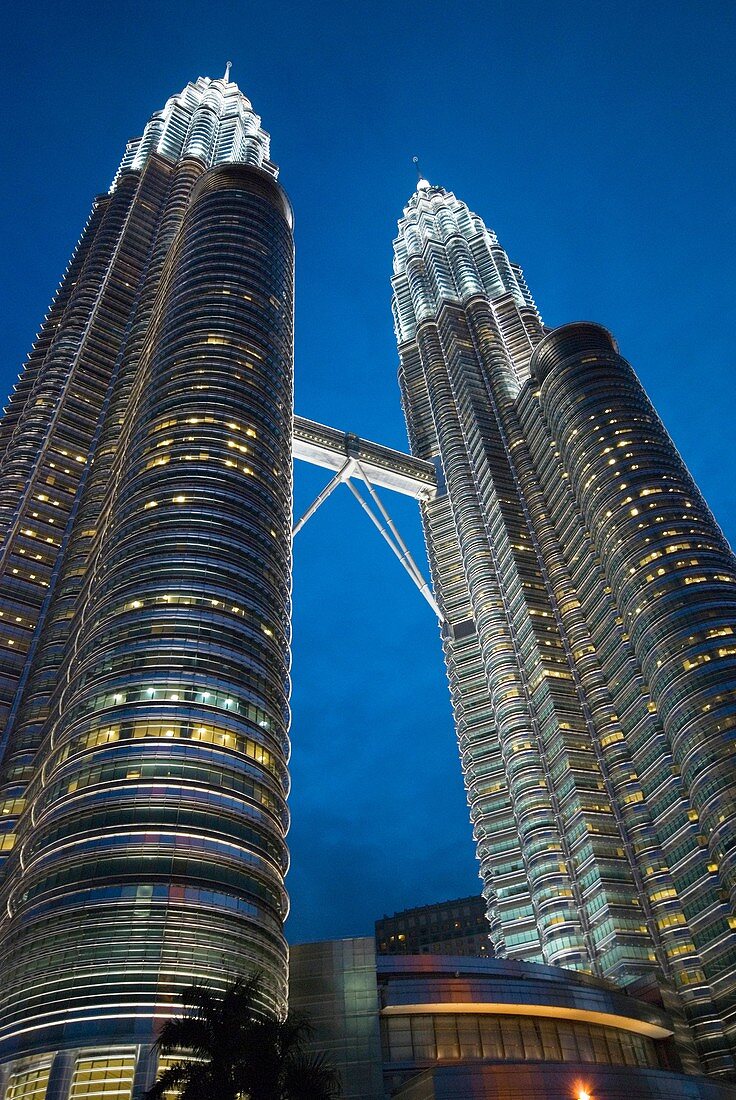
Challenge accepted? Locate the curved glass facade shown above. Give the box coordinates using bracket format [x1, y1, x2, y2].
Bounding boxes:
[0, 81, 294, 1095]
[382, 1011, 663, 1069]
[291, 940, 736, 1100]
[392, 182, 736, 1076]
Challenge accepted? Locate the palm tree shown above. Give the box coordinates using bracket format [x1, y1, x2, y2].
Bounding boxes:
[143, 974, 341, 1100]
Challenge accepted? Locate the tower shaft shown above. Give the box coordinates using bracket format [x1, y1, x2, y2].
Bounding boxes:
[393, 182, 736, 1075]
[0, 78, 294, 1094]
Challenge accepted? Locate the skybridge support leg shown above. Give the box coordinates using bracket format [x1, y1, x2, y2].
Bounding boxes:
[293, 459, 354, 536]
[344, 477, 444, 622]
[353, 460, 444, 620]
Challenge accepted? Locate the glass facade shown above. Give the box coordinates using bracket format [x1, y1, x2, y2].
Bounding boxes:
[68, 1054, 136, 1100]
[392, 180, 736, 1076]
[0, 75, 294, 1092]
[382, 1011, 662, 1069]
[4, 1064, 52, 1100]
[291, 939, 736, 1100]
[289, 939, 386, 1100]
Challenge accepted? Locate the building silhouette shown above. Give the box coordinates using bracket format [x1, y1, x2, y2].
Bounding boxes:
[376, 896, 492, 957]
[392, 177, 736, 1076]
[0, 72, 294, 1096]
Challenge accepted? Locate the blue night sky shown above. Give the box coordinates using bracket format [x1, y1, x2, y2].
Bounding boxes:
[1, 1, 734, 944]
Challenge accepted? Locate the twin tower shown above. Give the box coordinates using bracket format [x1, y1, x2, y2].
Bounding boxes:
[0, 72, 734, 1096]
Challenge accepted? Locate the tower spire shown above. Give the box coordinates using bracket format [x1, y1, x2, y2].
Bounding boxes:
[114, 73, 277, 184]
[412, 155, 430, 192]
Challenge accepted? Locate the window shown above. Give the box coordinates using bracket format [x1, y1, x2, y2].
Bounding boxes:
[69, 1054, 136, 1100]
[5, 1063, 51, 1100]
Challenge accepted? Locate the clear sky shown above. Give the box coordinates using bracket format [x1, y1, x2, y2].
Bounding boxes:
[1, 0, 734, 944]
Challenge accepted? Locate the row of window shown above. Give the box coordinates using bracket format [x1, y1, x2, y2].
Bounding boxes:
[381, 1011, 662, 1069]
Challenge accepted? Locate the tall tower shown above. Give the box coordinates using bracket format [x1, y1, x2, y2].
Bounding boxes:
[0, 73, 294, 1096]
[392, 178, 736, 1076]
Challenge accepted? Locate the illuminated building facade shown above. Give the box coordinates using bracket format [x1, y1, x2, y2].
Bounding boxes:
[0, 72, 294, 1096]
[392, 178, 736, 1077]
[290, 938, 736, 1100]
[1, 65, 736, 1100]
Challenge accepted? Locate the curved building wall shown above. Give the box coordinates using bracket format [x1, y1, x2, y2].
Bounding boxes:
[0, 168, 153, 801]
[0, 156, 209, 890]
[531, 325, 736, 912]
[392, 184, 736, 1076]
[290, 941, 736, 1100]
[379, 953, 680, 1089]
[0, 136, 294, 1097]
[527, 322, 736, 1057]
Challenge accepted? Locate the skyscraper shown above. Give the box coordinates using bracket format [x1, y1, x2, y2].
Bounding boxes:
[0, 72, 294, 1096]
[392, 177, 736, 1077]
[3, 64, 736, 1100]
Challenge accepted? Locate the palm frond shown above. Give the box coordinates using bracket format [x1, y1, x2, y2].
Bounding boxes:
[145, 974, 337, 1100]
[179, 1063, 219, 1100]
[283, 1051, 342, 1099]
[155, 1014, 213, 1059]
[142, 1061, 200, 1100]
[280, 1012, 313, 1049]
[222, 972, 266, 1020]
[243, 1012, 311, 1066]
[179, 982, 219, 1015]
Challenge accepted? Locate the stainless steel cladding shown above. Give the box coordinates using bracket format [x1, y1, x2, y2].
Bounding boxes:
[392, 181, 736, 1077]
[0, 76, 294, 1096]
